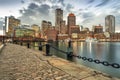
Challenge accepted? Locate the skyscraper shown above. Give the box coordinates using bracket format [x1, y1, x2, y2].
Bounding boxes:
[55, 8, 63, 32]
[67, 13, 76, 35]
[105, 15, 115, 33]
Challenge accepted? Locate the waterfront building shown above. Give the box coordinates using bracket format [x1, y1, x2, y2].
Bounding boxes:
[45, 28, 58, 41]
[70, 25, 80, 39]
[105, 15, 115, 33]
[42, 20, 52, 31]
[94, 33, 105, 40]
[5, 16, 21, 37]
[57, 34, 69, 40]
[93, 24, 103, 34]
[41, 20, 52, 38]
[55, 8, 63, 32]
[109, 33, 120, 41]
[14, 27, 35, 38]
[42, 20, 48, 32]
[60, 20, 67, 34]
[67, 13, 76, 36]
[31, 24, 40, 38]
[78, 31, 93, 40]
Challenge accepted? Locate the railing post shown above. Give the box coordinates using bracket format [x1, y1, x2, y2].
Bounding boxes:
[68, 40, 71, 48]
[67, 52, 73, 58]
[46, 44, 50, 56]
[15, 41, 17, 44]
[27, 43, 30, 48]
[39, 42, 42, 51]
[20, 42, 23, 46]
[2, 36, 4, 44]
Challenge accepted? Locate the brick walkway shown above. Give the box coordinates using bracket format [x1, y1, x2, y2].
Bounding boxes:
[0, 43, 78, 80]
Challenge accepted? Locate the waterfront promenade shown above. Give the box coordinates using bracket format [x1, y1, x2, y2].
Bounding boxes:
[0, 43, 119, 80]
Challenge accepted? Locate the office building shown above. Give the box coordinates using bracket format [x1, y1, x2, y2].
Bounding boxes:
[5, 16, 21, 36]
[93, 24, 103, 34]
[105, 15, 115, 33]
[67, 13, 76, 35]
[55, 8, 63, 32]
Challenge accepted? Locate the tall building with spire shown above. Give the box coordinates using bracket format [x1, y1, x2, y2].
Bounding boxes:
[67, 13, 76, 35]
[55, 8, 63, 33]
[105, 15, 115, 33]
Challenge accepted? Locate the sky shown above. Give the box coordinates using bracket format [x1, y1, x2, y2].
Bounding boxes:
[0, 0, 120, 32]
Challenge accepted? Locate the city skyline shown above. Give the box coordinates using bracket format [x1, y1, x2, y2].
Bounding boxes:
[1, 0, 120, 32]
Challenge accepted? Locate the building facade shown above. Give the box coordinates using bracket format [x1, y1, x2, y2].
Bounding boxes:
[41, 20, 52, 38]
[31, 24, 40, 38]
[105, 15, 115, 33]
[93, 24, 103, 34]
[67, 13, 76, 36]
[60, 20, 67, 34]
[14, 27, 35, 38]
[70, 25, 80, 39]
[46, 28, 58, 41]
[55, 8, 63, 32]
[5, 16, 21, 37]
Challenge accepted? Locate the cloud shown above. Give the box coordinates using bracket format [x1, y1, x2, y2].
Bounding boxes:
[96, 0, 110, 7]
[28, 3, 39, 9]
[32, 0, 42, 3]
[65, 4, 73, 12]
[19, 2, 53, 25]
[87, 0, 95, 3]
[21, 0, 25, 4]
[82, 13, 95, 25]
[38, 4, 50, 15]
[58, 0, 65, 6]
[82, 12, 94, 19]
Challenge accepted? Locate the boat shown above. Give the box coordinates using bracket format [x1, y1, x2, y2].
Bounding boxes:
[85, 37, 98, 42]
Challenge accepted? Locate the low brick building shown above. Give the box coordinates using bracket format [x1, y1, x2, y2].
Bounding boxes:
[46, 28, 58, 41]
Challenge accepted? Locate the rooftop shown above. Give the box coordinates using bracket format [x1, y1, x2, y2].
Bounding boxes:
[69, 13, 75, 16]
